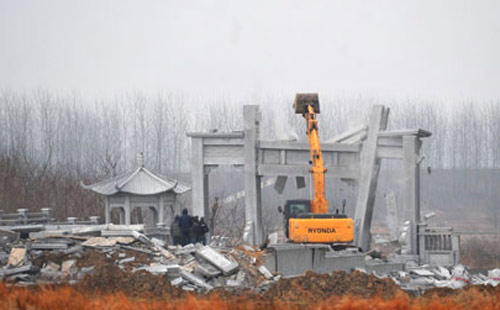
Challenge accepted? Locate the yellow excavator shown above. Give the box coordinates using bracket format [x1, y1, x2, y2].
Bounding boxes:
[283, 93, 354, 244]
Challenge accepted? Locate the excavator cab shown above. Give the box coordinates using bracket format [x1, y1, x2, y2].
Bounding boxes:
[283, 199, 353, 243]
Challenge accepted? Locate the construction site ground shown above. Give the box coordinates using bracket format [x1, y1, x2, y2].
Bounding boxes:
[1, 226, 499, 309]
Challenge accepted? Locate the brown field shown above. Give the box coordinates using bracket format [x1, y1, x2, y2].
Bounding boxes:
[0, 283, 499, 310]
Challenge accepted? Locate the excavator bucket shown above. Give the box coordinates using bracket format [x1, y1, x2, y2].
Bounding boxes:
[293, 93, 320, 114]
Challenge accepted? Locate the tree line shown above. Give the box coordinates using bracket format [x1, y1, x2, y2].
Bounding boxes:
[0, 90, 499, 220]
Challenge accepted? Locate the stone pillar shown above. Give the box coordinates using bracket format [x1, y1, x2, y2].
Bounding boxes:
[124, 196, 131, 225]
[105, 197, 110, 224]
[353, 105, 389, 251]
[243, 105, 263, 245]
[403, 135, 421, 255]
[157, 195, 164, 226]
[191, 137, 207, 218]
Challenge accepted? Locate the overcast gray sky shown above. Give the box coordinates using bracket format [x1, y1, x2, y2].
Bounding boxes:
[1, 0, 500, 101]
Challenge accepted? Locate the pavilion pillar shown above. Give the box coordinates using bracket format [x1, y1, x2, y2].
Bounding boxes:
[105, 197, 110, 224]
[124, 196, 131, 225]
[158, 195, 164, 226]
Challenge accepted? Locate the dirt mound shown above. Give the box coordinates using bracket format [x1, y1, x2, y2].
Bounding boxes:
[264, 270, 402, 302]
[74, 251, 184, 298]
[422, 284, 500, 298]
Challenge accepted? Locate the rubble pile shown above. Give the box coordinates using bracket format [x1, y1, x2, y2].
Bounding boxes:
[0, 226, 499, 297]
[0, 226, 278, 293]
[387, 265, 500, 292]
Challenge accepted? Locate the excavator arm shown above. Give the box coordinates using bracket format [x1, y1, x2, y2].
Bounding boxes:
[294, 94, 328, 214]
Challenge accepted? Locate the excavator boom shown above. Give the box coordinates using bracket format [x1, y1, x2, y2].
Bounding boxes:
[294, 94, 328, 214]
[285, 93, 354, 244]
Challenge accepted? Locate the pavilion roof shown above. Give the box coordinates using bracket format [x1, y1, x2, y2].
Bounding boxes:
[81, 166, 191, 196]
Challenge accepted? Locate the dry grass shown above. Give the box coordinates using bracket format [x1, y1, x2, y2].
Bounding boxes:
[0, 283, 499, 310]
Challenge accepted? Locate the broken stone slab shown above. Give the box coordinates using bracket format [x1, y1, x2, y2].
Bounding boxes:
[44, 261, 60, 273]
[101, 230, 135, 237]
[226, 279, 242, 287]
[182, 285, 196, 292]
[236, 270, 246, 282]
[487, 269, 500, 287]
[151, 237, 166, 248]
[175, 244, 196, 255]
[136, 265, 169, 274]
[118, 256, 135, 264]
[8, 273, 34, 283]
[196, 263, 222, 279]
[258, 265, 274, 280]
[180, 253, 196, 265]
[61, 259, 77, 275]
[154, 246, 176, 260]
[180, 261, 198, 273]
[39, 270, 64, 282]
[29, 230, 73, 239]
[432, 266, 451, 279]
[180, 270, 213, 291]
[31, 243, 69, 250]
[119, 245, 158, 256]
[8, 225, 45, 235]
[170, 277, 183, 286]
[80, 266, 94, 276]
[8, 248, 26, 267]
[82, 237, 117, 248]
[410, 268, 435, 277]
[61, 245, 83, 255]
[0, 265, 39, 278]
[111, 237, 135, 245]
[0, 229, 20, 245]
[132, 231, 154, 247]
[70, 226, 103, 236]
[196, 246, 239, 275]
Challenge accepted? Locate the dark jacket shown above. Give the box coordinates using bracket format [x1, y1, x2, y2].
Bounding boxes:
[179, 214, 193, 234]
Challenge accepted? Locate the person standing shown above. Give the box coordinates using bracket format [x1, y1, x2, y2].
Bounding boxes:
[191, 216, 200, 244]
[170, 215, 181, 245]
[179, 208, 193, 246]
[198, 217, 209, 245]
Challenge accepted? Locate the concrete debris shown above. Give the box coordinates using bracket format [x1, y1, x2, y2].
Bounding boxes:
[181, 270, 213, 291]
[82, 237, 117, 247]
[44, 261, 60, 273]
[31, 243, 69, 250]
[61, 259, 77, 275]
[226, 279, 242, 287]
[151, 237, 166, 248]
[410, 268, 435, 277]
[258, 265, 274, 279]
[170, 277, 183, 286]
[196, 246, 239, 275]
[486, 269, 500, 287]
[196, 262, 222, 278]
[118, 256, 135, 264]
[131, 231, 154, 247]
[8, 248, 26, 267]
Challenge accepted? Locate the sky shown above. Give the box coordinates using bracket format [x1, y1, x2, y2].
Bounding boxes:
[1, 0, 500, 101]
